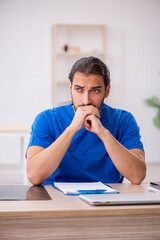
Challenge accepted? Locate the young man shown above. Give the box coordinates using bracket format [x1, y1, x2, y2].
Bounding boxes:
[26, 56, 146, 185]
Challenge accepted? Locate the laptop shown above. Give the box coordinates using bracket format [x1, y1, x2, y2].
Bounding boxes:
[79, 192, 160, 206]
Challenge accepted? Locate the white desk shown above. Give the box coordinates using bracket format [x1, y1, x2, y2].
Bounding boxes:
[0, 183, 160, 239]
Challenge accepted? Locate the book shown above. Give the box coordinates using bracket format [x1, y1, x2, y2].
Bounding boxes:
[150, 181, 160, 186]
[53, 181, 119, 195]
[148, 184, 160, 193]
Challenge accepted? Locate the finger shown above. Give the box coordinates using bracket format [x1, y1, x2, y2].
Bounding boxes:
[78, 105, 100, 118]
[84, 117, 92, 129]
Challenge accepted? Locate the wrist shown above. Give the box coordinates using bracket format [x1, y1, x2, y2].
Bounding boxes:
[67, 124, 78, 136]
[97, 127, 110, 140]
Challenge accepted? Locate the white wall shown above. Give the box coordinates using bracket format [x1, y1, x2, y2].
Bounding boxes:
[0, 0, 160, 164]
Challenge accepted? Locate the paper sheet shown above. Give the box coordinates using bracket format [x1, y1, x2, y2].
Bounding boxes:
[53, 181, 118, 195]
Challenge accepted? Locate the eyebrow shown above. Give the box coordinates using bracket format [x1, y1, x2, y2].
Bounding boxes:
[73, 85, 102, 89]
[90, 86, 102, 89]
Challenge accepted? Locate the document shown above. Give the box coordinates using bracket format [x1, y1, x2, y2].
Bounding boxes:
[53, 181, 118, 195]
[148, 185, 160, 193]
[150, 181, 160, 186]
[148, 182, 160, 193]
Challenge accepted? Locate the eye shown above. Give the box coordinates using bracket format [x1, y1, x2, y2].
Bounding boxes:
[75, 87, 82, 92]
[92, 89, 100, 93]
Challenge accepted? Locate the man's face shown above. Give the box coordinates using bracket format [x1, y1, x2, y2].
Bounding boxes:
[69, 72, 110, 111]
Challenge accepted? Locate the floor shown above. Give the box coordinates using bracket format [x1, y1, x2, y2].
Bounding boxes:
[0, 162, 159, 185]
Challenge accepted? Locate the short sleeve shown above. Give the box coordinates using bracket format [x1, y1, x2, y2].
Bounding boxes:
[119, 112, 144, 151]
[27, 110, 55, 149]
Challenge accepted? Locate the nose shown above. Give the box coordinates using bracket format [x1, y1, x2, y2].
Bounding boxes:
[82, 91, 92, 105]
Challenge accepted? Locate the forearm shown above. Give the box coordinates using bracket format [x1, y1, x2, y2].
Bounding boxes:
[98, 129, 146, 184]
[27, 125, 76, 185]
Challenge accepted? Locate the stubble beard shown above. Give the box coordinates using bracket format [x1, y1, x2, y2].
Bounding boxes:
[71, 94, 105, 113]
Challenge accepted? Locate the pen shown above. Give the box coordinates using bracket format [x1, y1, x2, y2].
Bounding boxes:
[78, 189, 107, 194]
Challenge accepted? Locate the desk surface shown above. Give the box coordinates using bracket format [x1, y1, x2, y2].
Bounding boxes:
[0, 183, 160, 217]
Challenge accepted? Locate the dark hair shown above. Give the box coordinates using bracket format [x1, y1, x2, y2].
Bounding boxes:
[68, 56, 111, 88]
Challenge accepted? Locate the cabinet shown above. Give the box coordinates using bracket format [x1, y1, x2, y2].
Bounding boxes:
[51, 24, 107, 106]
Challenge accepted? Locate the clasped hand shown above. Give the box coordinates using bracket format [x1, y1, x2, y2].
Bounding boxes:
[71, 105, 104, 135]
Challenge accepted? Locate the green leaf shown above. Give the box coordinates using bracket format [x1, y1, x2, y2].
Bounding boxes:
[144, 96, 160, 129]
[144, 96, 160, 109]
[153, 110, 160, 129]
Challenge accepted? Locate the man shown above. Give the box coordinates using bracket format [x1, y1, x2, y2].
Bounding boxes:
[26, 56, 146, 185]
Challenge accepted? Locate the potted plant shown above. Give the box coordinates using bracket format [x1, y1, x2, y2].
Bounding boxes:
[144, 96, 160, 129]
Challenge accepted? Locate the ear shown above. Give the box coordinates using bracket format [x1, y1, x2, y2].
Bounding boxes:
[69, 81, 72, 95]
[104, 84, 111, 98]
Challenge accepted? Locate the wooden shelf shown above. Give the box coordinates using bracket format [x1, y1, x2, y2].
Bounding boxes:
[56, 51, 105, 57]
[52, 23, 107, 106]
[0, 126, 31, 133]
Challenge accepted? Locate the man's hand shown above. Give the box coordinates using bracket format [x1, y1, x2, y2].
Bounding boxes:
[70, 105, 100, 133]
[84, 114, 104, 135]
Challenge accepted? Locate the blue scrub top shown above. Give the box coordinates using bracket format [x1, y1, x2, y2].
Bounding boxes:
[27, 103, 144, 184]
